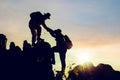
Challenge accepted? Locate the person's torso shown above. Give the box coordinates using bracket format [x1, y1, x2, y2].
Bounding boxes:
[55, 34, 65, 46]
[29, 17, 45, 28]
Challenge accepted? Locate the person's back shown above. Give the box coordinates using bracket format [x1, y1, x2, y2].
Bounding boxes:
[54, 29, 65, 48]
[29, 12, 43, 28]
[30, 12, 42, 20]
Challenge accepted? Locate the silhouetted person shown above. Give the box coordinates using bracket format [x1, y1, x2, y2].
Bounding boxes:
[22, 40, 33, 66]
[23, 40, 31, 50]
[23, 40, 31, 54]
[0, 34, 8, 67]
[8, 42, 16, 65]
[0, 34, 7, 52]
[43, 26, 67, 72]
[8, 42, 15, 54]
[29, 11, 51, 46]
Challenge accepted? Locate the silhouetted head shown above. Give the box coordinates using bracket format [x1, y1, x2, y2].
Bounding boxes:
[44, 13, 51, 19]
[23, 40, 28, 45]
[0, 34, 7, 49]
[0, 34, 7, 41]
[10, 42, 15, 49]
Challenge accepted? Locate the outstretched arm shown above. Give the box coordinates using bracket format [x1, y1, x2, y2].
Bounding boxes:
[42, 23, 56, 37]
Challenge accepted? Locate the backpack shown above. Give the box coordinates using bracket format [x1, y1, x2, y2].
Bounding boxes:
[30, 11, 43, 20]
[64, 35, 73, 49]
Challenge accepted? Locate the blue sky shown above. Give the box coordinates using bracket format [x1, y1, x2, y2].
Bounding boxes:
[0, 0, 120, 70]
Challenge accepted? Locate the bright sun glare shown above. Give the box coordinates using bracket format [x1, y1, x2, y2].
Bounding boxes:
[79, 53, 90, 64]
[75, 50, 91, 64]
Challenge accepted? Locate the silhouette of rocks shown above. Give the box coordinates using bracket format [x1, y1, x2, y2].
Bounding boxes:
[68, 62, 120, 80]
[0, 34, 54, 80]
[1, 33, 120, 80]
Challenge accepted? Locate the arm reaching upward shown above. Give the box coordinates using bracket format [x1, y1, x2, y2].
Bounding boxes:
[42, 25, 56, 37]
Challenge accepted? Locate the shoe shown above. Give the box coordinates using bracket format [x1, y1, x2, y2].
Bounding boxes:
[37, 38, 44, 42]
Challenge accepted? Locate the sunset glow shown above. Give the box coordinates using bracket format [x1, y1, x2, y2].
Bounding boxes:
[79, 53, 90, 64]
[74, 49, 91, 64]
[0, 0, 120, 71]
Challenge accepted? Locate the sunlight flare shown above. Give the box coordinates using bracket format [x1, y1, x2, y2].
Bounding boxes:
[79, 53, 90, 64]
[75, 49, 92, 64]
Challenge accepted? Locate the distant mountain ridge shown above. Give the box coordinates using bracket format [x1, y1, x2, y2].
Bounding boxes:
[67, 62, 120, 80]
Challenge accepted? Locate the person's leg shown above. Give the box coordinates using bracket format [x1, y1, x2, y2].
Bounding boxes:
[51, 46, 58, 65]
[52, 46, 58, 52]
[51, 50, 55, 64]
[36, 26, 41, 41]
[30, 28, 37, 46]
[59, 49, 67, 72]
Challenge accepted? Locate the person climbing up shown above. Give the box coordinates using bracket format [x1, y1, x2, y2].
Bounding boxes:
[29, 11, 51, 46]
[43, 26, 71, 72]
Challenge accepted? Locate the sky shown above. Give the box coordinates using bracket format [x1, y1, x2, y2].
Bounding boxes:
[0, 0, 120, 71]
